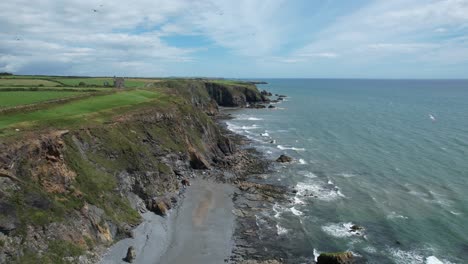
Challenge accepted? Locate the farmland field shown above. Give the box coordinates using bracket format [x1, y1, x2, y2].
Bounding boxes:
[0, 79, 60, 86]
[0, 91, 84, 108]
[0, 89, 161, 131]
[53, 78, 148, 87]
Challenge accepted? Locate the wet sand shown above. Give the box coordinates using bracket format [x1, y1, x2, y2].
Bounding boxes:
[100, 178, 235, 264]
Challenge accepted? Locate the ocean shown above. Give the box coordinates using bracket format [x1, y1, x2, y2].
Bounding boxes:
[225, 79, 468, 264]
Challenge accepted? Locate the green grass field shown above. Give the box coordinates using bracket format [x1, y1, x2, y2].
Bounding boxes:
[53, 77, 113, 87]
[53, 78, 148, 88]
[0, 90, 161, 132]
[0, 86, 113, 92]
[0, 79, 60, 86]
[0, 75, 158, 88]
[0, 91, 84, 108]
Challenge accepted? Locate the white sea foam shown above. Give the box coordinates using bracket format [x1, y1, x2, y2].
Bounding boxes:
[295, 181, 345, 201]
[426, 256, 444, 264]
[261, 132, 270, 137]
[277, 145, 306, 151]
[272, 203, 285, 218]
[290, 207, 303, 216]
[322, 222, 365, 238]
[387, 211, 409, 220]
[327, 180, 334, 185]
[389, 248, 426, 264]
[276, 224, 288, 235]
[298, 159, 307, 165]
[298, 171, 318, 178]
[338, 172, 357, 178]
[313, 248, 320, 262]
[293, 196, 305, 205]
[363, 246, 377, 254]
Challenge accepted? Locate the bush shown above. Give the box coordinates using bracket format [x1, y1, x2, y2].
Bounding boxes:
[78, 82, 86, 87]
[0, 72, 13, 76]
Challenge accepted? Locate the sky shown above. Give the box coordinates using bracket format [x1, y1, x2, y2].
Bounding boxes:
[1, 0, 468, 78]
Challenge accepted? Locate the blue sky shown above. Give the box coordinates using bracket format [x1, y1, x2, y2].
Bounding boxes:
[1, 0, 468, 78]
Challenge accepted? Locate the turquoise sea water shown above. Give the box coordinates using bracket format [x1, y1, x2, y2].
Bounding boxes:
[226, 79, 468, 263]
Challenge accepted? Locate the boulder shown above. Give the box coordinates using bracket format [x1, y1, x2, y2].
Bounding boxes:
[124, 246, 136, 263]
[350, 225, 363, 232]
[147, 199, 169, 216]
[276, 154, 292, 163]
[181, 178, 191, 187]
[317, 252, 353, 264]
[260, 90, 273, 96]
[268, 105, 275, 109]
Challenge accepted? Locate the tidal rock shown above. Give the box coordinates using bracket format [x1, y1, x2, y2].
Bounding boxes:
[350, 225, 363, 232]
[276, 155, 292, 163]
[268, 105, 275, 109]
[260, 90, 273, 96]
[181, 178, 191, 187]
[124, 246, 136, 263]
[317, 252, 353, 264]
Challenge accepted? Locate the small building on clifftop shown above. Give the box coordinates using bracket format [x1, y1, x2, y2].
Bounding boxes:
[113, 77, 125, 89]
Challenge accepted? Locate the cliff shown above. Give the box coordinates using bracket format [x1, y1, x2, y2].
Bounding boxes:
[0, 80, 267, 263]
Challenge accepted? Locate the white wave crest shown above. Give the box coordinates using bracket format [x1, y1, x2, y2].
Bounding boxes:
[295, 181, 345, 201]
[290, 207, 303, 216]
[277, 145, 306, 151]
[322, 222, 365, 238]
[276, 224, 288, 235]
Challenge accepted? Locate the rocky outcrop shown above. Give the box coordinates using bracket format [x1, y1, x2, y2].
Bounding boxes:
[276, 154, 293, 163]
[124, 246, 136, 263]
[317, 252, 354, 264]
[204, 82, 265, 107]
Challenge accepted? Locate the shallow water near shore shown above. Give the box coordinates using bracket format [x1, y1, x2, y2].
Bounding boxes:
[226, 79, 468, 263]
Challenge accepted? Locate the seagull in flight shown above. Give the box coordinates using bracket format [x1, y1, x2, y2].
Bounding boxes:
[429, 114, 436, 122]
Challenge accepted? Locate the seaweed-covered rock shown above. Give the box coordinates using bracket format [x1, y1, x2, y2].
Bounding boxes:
[276, 155, 292, 163]
[317, 252, 353, 264]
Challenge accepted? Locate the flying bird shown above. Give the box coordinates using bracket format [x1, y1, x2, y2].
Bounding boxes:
[429, 114, 436, 122]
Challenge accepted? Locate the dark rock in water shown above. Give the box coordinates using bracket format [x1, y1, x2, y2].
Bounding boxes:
[277, 97, 284, 101]
[124, 246, 136, 263]
[268, 105, 275, 109]
[317, 252, 353, 264]
[291, 189, 298, 194]
[270, 100, 279, 103]
[278, 95, 287, 98]
[276, 154, 292, 163]
[350, 225, 363, 232]
[247, 104, 267, 109]
[181, 178, 191, 187]
[260, 90, 273, 96]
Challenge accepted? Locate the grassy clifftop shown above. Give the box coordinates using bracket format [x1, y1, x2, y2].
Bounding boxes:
[0, 77, 265, 263]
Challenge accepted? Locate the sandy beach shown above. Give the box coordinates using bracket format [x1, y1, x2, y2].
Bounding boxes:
[100, 178, 235, 264]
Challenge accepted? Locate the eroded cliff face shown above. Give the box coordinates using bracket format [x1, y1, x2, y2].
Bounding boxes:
[0, 80, 265, 263]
